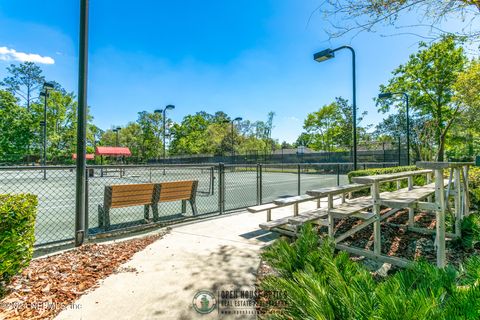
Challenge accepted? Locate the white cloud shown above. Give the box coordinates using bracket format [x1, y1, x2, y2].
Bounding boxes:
[0, 46, 55, 64]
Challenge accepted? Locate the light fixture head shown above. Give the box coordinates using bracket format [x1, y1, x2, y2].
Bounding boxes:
[165, 104, 175, 110]
[39, 92, 47, 97]
[116, 127, 121, 131]
[154, 109, 162, 114]
[313, 49, 335, 62]
[43, 82, 54, 90]
[234, 117, 243, 122]
[378, 92, 393, 99]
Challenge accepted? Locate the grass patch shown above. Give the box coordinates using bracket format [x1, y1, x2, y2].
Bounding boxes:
[259, 224, 480, 320]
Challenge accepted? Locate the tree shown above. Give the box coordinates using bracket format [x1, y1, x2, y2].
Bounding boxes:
[0, 90, 34, 163]
[377, 36, 467, 161]
[0, 62, 45, 111]
[317, 0, 480, 42]
[447, 58, 480, 159]
[136, 111, 163, 160]
[300, 97, 367, 152]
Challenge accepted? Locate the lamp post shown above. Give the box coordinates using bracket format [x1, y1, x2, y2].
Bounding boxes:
[112, 127, 121, 147]
[313, 46, 358, 171]
[231, 117, 242, 161]
[162, 105, 175, 161]
[75, 0, 89, 247]
[378, 92, 410, 165]
[39, 82, 54, 180]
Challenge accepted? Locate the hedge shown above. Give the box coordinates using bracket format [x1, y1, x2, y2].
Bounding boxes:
[0, 194, 38, 295]
[347, 165, 425, 194]
[469, 167, 480, 211]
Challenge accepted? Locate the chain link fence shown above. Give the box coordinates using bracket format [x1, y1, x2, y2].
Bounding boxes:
[0, 162, 397, 247]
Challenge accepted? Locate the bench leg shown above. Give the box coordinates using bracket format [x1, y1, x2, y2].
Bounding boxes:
[104, 207, 111, 230]
[152, 204, 159, 221]
[372, 182, 381, 255]
[317, 198, 321, 208]
[294, 203, 299, 216]
[267, 209, 271, 222]
[190, 199, 198, 216]
[98, 205, 104, 228]
[408, 208, 414, 227]
[181, 200, 187, 214]
[144, 205, 150, 222]
[328, 194, 334, 238]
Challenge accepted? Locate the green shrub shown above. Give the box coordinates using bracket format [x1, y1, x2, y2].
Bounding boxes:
[0, 194, 38, 295]
[347, 165, 425, 196]
[260, 225, 480, 320]
[457, 213, 480, 250]
[469, 167, 480, 210]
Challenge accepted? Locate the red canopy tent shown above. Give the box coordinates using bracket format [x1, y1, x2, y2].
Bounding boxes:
[72, 153, 95, 160]
[95, 146, 132, 157]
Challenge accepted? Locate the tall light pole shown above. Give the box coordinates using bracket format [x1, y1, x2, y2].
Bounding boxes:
[75, 0, 89, 247]
[163, 105, 175, 161]
[313, 46, 358, 171]
[114, 127, 121, 147]
[231, 117, 242, 160]
[39, 82, 54, 180]
[378, 92, 410, 165]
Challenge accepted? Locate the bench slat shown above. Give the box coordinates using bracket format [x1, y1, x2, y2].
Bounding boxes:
[247, 203, 280, 213]
[352, 169, 432, 184]
[111, 200, 152, 208]
[160, 195, 192, 202]
[273, 194, 314, 206]
[288, 209, 328, 225]
[110, 184, 155, 192]
[379, 183, 436, 207]
[307, 183, 369, 197]
[259, 217, 291, 230]
[111, 190, 154, 199]
[329, 197, 373, 217]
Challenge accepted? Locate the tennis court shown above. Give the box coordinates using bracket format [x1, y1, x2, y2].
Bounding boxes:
[0, 164, 349, 245]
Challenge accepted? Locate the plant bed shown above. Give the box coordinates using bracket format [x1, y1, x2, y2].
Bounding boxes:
[256, 223, 480, 319]
[0, 232, 166, 320]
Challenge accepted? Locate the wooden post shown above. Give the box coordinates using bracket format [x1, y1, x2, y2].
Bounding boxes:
[294, 203, 299, 216]
[435, 169, 446, 268]
[327, 194, 334, 238]
[426, 172, 433, 204]
[372, 181, 381, 255]
[407, 176, 414, 227]
[463, 165, 470, 216]
[454, 167, 461, 237]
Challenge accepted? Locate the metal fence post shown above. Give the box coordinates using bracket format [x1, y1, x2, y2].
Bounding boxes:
[85, 167, 89, 238]
[297, 164, 301, 195]
[210, 166, 215, 195]
[218, 163, 225, 214]
[337, 163, 340, 186]
[257, 163, 263, 205]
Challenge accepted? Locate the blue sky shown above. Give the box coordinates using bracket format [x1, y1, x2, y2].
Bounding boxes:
[0, 0, 468, 143]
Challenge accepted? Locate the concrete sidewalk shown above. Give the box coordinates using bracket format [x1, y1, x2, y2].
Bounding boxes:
[55, 201, 319, 320]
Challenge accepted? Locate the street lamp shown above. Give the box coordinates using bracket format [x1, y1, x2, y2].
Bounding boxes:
[39, 82, 54, 180]
[314, 46, 358, 171]
[155, 105, 175, 162]
[231, 117, 242, 160]
[378, 92, 410, 165]
[112, 127, 121, 147]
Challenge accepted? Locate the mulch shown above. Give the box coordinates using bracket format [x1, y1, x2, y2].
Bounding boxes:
[0, 233, 165, 320]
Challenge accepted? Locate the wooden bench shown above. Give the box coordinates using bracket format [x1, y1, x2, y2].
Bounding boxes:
[257, 183, 371, 235]
[153, 180, 198, 221]
[98, 180, 198, 230]
[248, 194, 318, 222]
